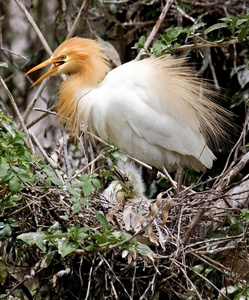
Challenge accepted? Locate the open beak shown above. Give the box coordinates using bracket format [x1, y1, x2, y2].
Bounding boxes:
[25, 57, 64, 87]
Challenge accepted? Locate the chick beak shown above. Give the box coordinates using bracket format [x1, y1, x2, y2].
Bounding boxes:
[114, 166, 126, 183]
[25, 57, 64, 87]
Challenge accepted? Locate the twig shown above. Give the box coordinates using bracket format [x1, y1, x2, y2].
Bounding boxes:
[102, 256, 132, 300]
[29, 130, 63, 181]
[135, 0, 174, 60]
[162, 166, 177, 191]
[216, 151, 249, 190]
[0, 76, 35, 154]
[14, 0, 53, 56]
[20, 80, 50, 125]
[191, 252, 231, 275]
[26, 105, 56, 129]
[64, 154, 104, 184]
[214, 107, 249, 187]
[62, 129, 72, 178]
[0, 47, 28, 60]
[173, 4, 195, 23]
[174, 38, 240, 53]
[66, 0, 91, 39]
[182, 202, 206, 245]
[172, 259, 202, 300]
[191, 266, 230, 299]
[85, 255, 95, 300]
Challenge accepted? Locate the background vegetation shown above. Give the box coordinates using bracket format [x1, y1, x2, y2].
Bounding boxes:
[0, 0, 249, 299]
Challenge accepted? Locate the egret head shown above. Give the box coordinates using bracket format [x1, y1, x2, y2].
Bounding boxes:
[25, 37, 110, 87]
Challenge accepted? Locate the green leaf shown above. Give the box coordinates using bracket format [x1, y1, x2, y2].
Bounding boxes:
[50, 175, 63, 186]
[192, 265, 204, 274]
[152, 40, 170, 56]
[18, 232, 46, 252]
[95, 211, 112, 231]
[43, 251, 56, 268]
[238, 25, 249, 42]
[72, 202, 82, 214]
[17, 173, 33, 182]
[207, 230, 226, 238]
[234, 292, 243, 300]
[91, 178, 101, 189]
[136, 243, 151, 256]
[162, 27, 190, 44]
[0, 167, 8, 178]
[0, 62, 8, 69]
[79, 174, 89, 181]
[0, 224, 11, 241]
[220, 16, 238, 24]
[204, 23, 228, 34]
[226, 212, 238, 226]
[236, 19, 248, 27]
[80, 197, 90, 205]
[82, 180, 94, 196]
[241, 209, 249, 222]
[133, 36, 146, 49]
[9, 175, 22, 194]
[58, 239, 79, 257]
[48, 222, 60, 234]
[0, 261, 8, 284]
[191, 22, 205, 31]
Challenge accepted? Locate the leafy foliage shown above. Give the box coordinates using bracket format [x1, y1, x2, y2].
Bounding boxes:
[134, 9, 249, 56]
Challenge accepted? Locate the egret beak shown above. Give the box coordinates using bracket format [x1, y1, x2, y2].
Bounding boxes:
[25, 57, 64, 87]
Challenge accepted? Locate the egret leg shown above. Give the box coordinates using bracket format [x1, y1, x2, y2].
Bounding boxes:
[176, 164, 184, 193]
[144, 166, 158, 189]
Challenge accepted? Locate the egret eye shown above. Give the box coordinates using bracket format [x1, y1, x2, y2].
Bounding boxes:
[60, 55, 67, 60]
[124, 176, 129, 182]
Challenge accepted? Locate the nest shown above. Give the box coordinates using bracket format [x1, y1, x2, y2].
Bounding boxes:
[3, 160, 249, 300]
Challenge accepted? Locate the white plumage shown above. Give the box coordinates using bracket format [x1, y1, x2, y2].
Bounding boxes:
[26, 37, 229, 173]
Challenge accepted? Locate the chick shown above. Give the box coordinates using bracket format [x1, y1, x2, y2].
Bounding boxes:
[103, 161, 146, 204]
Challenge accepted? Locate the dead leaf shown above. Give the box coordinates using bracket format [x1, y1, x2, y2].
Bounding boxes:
[162, 196, 173, 226]
[146, 224, 159, 246]
[122, 250, 128, 258]
[106, 204, 121, 222]
[148, 192, 163, 218]
[123, 206, 133, 231]
[147, 250, 158, 262]
[123, 205, 145, 232]
[127, 254, 133, 264]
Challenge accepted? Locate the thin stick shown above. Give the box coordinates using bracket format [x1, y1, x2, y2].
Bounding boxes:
[0, 76, 35, 154]
[66, 0, 91, 39]
[102, 256, 132, 300]
[26, 106, 56, 129]
[135, 0, 174, 60]
[20, 80, 49, 125]
[29, 130, 63, 181]
[175, 38, 240, 53]
[14, 0, 52, 56]
[85, 255, 95, 300]
[0, 47, 28, 60]
[191, 266, 230, 299]
[162, 166, 177, 191]
[64, 154, 104, 184]
[172, 259, 202, 300]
